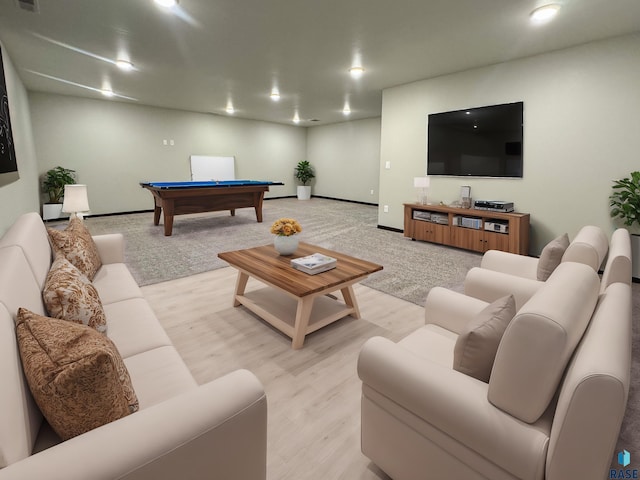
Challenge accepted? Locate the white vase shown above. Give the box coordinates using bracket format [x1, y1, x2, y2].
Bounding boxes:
[274, 235, 299, 255]
[297, 186, 311, 200]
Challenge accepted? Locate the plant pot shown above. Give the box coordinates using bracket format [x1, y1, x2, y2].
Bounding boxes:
[297, 186, 311, 200]
[42, 203, 64, 221]
[631, 234, 640, 280]
[274, 235, 299, 255]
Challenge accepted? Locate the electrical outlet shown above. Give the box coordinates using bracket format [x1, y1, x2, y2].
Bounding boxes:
[383, 205, 389, 213]
[370, 189, 374, 195]
[163, 139, 168, 145]
[385, 161, 391, 169]
[169, 139, 175, 146]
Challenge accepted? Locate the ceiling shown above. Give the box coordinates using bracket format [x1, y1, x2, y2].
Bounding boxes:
[0, 0, 639, 126]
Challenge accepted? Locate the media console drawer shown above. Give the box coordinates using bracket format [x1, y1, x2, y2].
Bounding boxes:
[404, 203, 530, 255]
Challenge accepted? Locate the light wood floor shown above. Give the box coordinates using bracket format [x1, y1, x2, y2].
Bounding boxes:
[142, 266, 426, 480]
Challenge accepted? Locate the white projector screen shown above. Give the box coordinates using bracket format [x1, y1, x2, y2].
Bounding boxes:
[190, 155, 235, 181]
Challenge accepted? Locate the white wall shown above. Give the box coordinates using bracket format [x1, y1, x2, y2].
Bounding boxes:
[29, 93, 306, 215]
[379, 33, 640, 253]
[0, 45, 40, 235]
[307, 118, 381, 204]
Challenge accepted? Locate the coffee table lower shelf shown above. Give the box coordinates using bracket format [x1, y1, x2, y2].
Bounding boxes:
[235, 285, 360, 349]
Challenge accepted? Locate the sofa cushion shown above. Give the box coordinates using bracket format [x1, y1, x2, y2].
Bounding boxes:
[104, 298, 173, 358]
[397, 324, 458, 369]
[43, 256, 107, 333]
[15, 308, 139, 441]
[124, 346, 197, 409]
[92, 263, 144, 305]
[537, 233, 569, 281]
[47, 217, 102, 280]
[453, 295, 516, 382]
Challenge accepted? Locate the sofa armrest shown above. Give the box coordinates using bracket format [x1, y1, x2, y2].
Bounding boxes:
[357, 337, 550, 479]
[0, 369, 267, 480]
[423, 287, 488, 335]
[480, 250, 539, 279]
[464, 267, 543, 310]
[92, 233, 125, 265]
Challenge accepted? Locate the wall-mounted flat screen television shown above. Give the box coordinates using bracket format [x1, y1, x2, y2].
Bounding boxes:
[427, 101, 523, 178]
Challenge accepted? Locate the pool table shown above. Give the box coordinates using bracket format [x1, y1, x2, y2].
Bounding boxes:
[140, 180, 284, 236]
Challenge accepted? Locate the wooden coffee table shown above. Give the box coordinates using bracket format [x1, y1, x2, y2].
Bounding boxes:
[218, 242, 383, 349]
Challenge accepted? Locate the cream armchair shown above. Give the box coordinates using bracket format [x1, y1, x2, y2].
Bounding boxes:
[464, 225, 610, 309]
[358, 262, 631, 480]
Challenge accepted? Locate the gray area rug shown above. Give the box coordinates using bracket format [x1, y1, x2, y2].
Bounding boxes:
[77, 197, 638, 468]
[82, 197, 483, 306]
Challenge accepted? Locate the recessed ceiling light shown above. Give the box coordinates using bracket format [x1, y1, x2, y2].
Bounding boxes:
[530, 4, 560, 23]
[226, 105, 234, 114]
[270, 91, 280, 101]
[101, 88, 114, 97]
[154, 0, 178, 7]
[115, 59, 134, 71]
[293, 113, 300, 124]
[349, 66, 365, 78]
[343, 105, 351, 115]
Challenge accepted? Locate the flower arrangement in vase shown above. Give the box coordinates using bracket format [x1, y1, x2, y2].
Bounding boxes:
[270, 218, 302, 255]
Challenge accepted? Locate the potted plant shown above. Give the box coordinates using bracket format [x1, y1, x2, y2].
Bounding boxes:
[294, 160, 315, 200]
[42, 166, 76, 220]
[609, 171, 640, 278]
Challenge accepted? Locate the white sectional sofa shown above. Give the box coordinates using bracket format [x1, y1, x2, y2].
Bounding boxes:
[0, 212, 267, 479]
[358, 248, 632, 479]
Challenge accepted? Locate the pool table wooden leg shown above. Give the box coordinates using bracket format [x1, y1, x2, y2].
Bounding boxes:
[163, 201, 175, 236]
[153, 206, 161, 226]
[254, 192, 265, 223]
[230, 209, 236, 216]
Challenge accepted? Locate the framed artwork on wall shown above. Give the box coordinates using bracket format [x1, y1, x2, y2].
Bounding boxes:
[0, 46, 19, 187]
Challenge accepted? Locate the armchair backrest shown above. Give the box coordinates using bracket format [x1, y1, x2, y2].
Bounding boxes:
[562, 225, 608, 272]
[545, 282, 631, 480]
[600, 228, 632, 293]
[488, 262, 600, 423]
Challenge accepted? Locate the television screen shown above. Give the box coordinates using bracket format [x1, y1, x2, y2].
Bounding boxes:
[427, 102, 523, 178]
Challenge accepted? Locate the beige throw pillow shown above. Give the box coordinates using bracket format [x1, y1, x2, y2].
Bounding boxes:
[43, 256, 107, 333]
[15, 308, 139, 440]
[453, 295, 516, 383]
[47, 217, 102, 280]
[536, 233, 570, 281]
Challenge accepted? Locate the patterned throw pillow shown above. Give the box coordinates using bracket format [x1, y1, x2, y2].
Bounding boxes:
[43, 256, 107, 333]
[47, 217, 102, 280]
[15, 308, 139, 441]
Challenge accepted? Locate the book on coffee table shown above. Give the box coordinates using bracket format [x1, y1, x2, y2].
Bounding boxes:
[290, 253, 337, 275]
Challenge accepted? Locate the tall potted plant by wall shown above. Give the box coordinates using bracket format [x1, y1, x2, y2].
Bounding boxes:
[42, 166, 76, 220]
[294, 160, 315, 200]
[609, 170, 640, 278]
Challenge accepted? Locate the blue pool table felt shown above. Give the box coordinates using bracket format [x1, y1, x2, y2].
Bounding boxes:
[142, 180, 283, 189]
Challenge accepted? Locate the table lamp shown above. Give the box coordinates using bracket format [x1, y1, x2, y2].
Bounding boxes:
[62, 184, 90, 220]
[413, 176, 430, 205]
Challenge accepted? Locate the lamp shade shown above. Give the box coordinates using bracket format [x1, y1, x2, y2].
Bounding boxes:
[413, 176, 430, 188]
[62, 184, 90, 214]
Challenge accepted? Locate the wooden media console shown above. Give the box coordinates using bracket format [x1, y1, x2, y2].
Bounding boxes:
[404, 203, 530, 255]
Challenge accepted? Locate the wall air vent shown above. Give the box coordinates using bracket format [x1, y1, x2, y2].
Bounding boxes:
[309, 119, 320, 122]
[15, 0, 40, 13]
